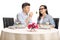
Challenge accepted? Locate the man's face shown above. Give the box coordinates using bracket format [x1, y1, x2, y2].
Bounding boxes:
[23, 6, 30, 14]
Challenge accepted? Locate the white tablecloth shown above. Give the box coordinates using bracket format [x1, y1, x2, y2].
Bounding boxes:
[1, 28, 60, 40]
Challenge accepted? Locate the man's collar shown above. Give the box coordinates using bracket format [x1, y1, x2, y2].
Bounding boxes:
[22, 11, 28, 15]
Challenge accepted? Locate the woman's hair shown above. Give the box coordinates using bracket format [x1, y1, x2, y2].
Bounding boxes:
[37, 5, 48, 24]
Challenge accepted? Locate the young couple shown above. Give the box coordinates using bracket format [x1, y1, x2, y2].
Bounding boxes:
[16, 2, 55, 28]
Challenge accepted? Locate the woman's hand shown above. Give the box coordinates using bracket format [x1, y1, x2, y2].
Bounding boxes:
[50, 25, 55, 29]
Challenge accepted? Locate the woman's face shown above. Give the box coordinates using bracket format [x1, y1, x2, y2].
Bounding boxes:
[39, 6, 47, 15]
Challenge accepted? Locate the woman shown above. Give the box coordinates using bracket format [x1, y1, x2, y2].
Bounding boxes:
[37, 5, 55, 28]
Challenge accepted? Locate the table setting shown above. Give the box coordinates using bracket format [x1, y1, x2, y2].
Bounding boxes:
[1, 22, 60, 40]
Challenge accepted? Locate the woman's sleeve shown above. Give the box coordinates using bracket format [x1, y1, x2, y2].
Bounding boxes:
[49, 16, 55, 27]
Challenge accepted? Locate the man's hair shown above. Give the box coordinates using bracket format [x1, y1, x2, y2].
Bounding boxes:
[22, 3, 30, 9]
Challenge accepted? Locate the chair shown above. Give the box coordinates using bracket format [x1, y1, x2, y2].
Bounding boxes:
[3, 17, 14, 28]
[53, 18, 59, 29]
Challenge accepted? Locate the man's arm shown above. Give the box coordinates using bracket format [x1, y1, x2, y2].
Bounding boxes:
[17, 13, 26, 25]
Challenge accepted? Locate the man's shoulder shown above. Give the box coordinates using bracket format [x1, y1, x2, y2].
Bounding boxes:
[17, 12, 23, 15]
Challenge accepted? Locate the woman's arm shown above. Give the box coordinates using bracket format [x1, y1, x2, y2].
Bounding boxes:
[49, 16, 55, 27]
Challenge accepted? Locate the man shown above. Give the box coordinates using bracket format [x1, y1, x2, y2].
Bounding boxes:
[16, 3, 33, 26]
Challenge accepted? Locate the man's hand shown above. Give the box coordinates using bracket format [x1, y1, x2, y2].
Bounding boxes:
[25, 12, 33, 24]
[29, 12, 33, 18]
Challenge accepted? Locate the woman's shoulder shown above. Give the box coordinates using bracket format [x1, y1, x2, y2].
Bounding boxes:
[46, 14, 53, 18]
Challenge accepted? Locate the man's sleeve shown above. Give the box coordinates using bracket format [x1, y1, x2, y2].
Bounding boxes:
[17, 13, 26, 24]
